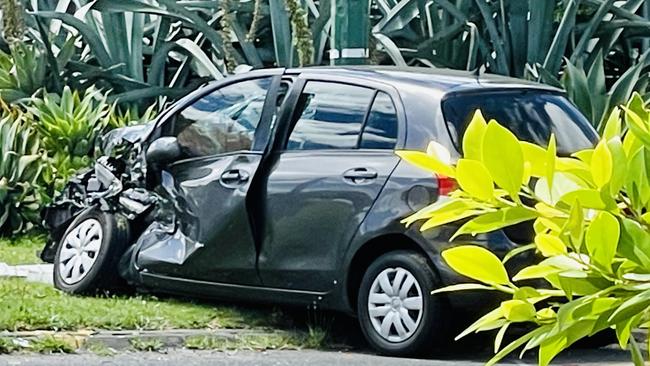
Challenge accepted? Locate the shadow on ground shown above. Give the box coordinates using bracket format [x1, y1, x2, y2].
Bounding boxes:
[143, 291, 633, 364]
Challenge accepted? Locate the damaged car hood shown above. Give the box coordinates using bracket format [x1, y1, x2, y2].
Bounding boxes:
[101, 123, 155, 156]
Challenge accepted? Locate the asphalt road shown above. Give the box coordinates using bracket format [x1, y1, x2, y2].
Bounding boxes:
[0, 348, 633, 366]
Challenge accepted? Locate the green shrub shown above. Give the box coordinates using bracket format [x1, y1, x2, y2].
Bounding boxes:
[108, 104, 157, 129]
[26, 86, 111, 187]
[398, 94, 650, 366]
[0, 43, 47, 102]
[0, 103, 46, 235]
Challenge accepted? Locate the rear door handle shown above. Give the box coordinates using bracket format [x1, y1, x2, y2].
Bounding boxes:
[343, 168, 378, 182]
[220, 169, 250, 185]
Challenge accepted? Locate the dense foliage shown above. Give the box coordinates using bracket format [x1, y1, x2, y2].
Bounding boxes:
[0, 103, 46, 235]
[376, 0, 650, 128]
[398, 94, 650, 365]
[0, 0, 647, 232]
[26, 86, 111, 188]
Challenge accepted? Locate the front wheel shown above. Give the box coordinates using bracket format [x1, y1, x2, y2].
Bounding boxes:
[357, 250, 449, 357]
[53, 208, 130, 294]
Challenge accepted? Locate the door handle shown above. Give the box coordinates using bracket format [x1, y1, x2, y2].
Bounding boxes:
[220, 169, 250, 184]
[343, 168, 378, 182]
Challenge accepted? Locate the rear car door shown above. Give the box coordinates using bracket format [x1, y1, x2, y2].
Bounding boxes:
[258, 76, 404, 292]
[135, 72, 283, 285]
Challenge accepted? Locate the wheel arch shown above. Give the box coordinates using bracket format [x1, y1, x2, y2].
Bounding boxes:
[344, 233, 440, 312]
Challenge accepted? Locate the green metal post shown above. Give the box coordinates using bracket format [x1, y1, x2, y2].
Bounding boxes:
[331, 0, 370, 65]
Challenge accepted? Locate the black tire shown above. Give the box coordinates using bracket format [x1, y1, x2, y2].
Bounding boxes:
[357, 250, 449, 357]
[53, 207, 130, 294]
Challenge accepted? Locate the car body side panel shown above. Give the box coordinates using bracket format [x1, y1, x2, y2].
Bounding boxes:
[336, 160, 533, 321]
[258, 150, 400, 292]
[135, 153, 264, 285]
[128, 72, 287, 286]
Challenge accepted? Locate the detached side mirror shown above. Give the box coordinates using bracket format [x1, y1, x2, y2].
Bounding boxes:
[146, 137, 181, 165]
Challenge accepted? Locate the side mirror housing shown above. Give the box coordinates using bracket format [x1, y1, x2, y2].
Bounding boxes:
[146, 137, 181, 165]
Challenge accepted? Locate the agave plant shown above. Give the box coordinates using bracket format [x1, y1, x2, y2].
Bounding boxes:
[552, 50, 650, 131]
[0, 103, 46, 235]
[108, 103, 157, 129]
[372, 0, 650, 76]
[22, 0, 338, 107]
[0, 42, 48, 102]
[26, 86, 111, 184]
[371, 0, 650, 126]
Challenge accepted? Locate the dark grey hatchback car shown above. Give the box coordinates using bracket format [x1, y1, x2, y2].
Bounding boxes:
[41, 67, 598, 357]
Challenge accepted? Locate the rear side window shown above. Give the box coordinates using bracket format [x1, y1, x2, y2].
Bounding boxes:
[360, 92, 398, 149]
[287, 81, 375, 150]
[442, 90, 598, 155]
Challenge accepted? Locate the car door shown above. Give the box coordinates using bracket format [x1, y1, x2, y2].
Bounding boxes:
[135, 72, 284, 286]
[258, 77, 404, 292]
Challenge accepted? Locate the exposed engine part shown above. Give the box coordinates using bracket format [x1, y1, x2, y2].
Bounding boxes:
[40, 136, 158, 262]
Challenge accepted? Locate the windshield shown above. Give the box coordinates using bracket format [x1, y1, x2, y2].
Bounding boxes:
[442, 90, 598, 155]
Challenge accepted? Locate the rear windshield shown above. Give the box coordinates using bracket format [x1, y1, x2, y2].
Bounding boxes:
[442, 90, 598, 155]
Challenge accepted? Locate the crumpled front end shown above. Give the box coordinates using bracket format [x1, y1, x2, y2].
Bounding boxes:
[40, 124, 208, 289]
[40, 133, 156, 263]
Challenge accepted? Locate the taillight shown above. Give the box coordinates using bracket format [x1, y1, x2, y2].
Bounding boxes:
[436, 174, 458, 196]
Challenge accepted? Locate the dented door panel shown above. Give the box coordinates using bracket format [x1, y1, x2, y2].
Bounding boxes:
[135, 153, 264, 285]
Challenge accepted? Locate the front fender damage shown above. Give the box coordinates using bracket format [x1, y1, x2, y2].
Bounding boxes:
[40, 138, 153, 262]
[41, 135, 206, 286]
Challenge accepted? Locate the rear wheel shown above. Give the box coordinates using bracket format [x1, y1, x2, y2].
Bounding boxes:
[53, 208, 130, 294]
[357, 250, 449, 356]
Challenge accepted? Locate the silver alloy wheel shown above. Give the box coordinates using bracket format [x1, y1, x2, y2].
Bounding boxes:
[367, 267, 424, 343]
[58, 218, 103, 285]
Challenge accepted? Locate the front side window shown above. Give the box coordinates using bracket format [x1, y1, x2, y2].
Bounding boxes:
[287, 81, 375, 150]
[171, 77, 272, 158]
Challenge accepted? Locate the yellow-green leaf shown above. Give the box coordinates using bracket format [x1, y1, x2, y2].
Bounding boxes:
[545, 134, 557, 190]
[500, 299, 536, 322]
[521, 141, 546, 177]
[401, 199, 488, 227]
[559, 189, 607, 210]
[602, 107, 621, 141]
[535, 172, 583, 206]
[591, 140, 612, 189]
[426, 141, 452, 164]
[462, 110, 487, 161]
[452, 206, 538, 239]
[622, 106, 650, 148]
[535, 234, 567, 257]
[494, 323, 510, 353]
[572, 149, 593, 165]
[482, 121, 524, 199]
[396, 150, 455, 178]
[536, 307, 557, 320]
[623, 131, 642, 157]
[562, 199, 584, 249]
[585, 211, 619, 271]
[606, 137, 627, 196]
[513, 264, 562, 281]
[441, 245, 510, 285]
[456, 159, 494, 201]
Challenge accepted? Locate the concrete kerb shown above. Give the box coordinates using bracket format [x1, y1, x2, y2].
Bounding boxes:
[0, 263, 53, 285]
[0, 329, 299, 352]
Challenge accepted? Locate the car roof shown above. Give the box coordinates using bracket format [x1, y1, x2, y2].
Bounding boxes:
[285, 66, 562, 94]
